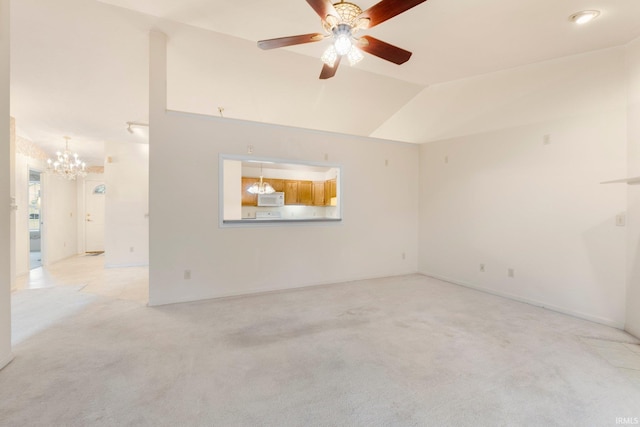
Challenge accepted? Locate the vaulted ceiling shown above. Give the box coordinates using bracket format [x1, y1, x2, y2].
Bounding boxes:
[10, 0, 640, 165]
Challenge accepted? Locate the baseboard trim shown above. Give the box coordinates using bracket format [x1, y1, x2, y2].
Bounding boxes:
[625, 324, 640, 340]
[420, 272, 625, 330]
[148, 270, 420, 307]
[105, 262, 149, 269]
[0, 352, 14, 371]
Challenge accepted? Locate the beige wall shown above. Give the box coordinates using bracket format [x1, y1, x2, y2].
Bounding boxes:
[149, 32, 419, 305]
[41, 173, 78, 265]
[9, 118, 15, 287]
[625, 37, 640, 338]
[11, 134, 80, 278]
[12, 151, 31, 277]
[418, 48, 629, 328]
[104, 141, 149, 267]
[1, 0, 13, 369]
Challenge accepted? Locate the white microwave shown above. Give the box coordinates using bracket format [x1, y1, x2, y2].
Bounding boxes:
[257, 192, 284, 207]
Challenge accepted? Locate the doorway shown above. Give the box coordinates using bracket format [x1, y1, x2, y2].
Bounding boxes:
[84, 180, 105, 253]
[28, 170, 42, 269]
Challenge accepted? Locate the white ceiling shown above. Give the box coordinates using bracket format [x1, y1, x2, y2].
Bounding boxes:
[98, 0, 640, 85]
[10, 0, 640, 165]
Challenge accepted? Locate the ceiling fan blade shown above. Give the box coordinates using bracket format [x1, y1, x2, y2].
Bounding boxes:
[319, 56, 342, 79]
[359, 36, 412, 64]
[357, 0, 427, 28]
[306, 0, 339, 21]
[258, 33, 325, 50]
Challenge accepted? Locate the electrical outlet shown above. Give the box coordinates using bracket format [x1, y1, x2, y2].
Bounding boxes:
[402, 252, 406, 260]
[445, 156, 449, 164]
[616, 214, 626, 227]
[508, 268, 515, 278]
[480, 264, 485, 272]
[543, 134, 551, 145]
[184, 270, 191, 280]
[130, 247, 134, 253]
[385, 159, 389, 166]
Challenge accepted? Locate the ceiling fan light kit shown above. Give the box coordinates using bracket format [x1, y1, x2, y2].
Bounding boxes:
[257, 0, 427, 79]
[320, 45, 339, 67]
[333, 25, 353, 55]
[325, 1, 364, 30]
[346, 44, 364, 65]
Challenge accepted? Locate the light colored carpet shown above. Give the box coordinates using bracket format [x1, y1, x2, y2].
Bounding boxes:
[2, 274, 640, 426]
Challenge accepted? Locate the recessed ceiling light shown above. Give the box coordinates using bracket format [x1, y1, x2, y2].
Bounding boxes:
[569, 10, 600, 25]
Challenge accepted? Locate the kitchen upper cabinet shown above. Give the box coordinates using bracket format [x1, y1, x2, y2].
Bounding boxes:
[224, 157, 341, 223]
[284, 180, 312, 205]
[324, 178, 337, 205]
[242, 177, 335, 206]
[298, 181, 313, 205]
[242, 178, 284, 206]
[241, 177, 257, 206]
[312, 181, 325, 206]
[284, 181, 298, 205]
[265, 178, 284, 192]
[324, 180, 331, 206]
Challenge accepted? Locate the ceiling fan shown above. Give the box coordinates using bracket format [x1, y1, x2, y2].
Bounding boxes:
[257, 0, 427, 79]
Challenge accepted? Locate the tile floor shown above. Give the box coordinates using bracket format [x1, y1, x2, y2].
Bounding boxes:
[581, 337, 640, 389]
[28, 251, 41, 269]
[13, 253, 148, 304]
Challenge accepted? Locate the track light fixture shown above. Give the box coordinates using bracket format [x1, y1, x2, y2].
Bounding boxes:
[126, 121, 149, 134]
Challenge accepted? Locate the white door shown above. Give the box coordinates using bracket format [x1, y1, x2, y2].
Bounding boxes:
[85, 181, 105, 252]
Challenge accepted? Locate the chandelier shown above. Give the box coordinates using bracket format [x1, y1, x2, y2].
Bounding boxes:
[46, 136, 87, 180]
[246, 164, 275, 195]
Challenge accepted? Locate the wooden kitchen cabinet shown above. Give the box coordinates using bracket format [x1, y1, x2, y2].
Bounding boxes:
[242, 177, 285, 206]
[329, 179, 337, 198]
[284, 180, 313, 205]
[298, 181, 313, 205]
[265, 178, 284, 192]
[244, 177, 334, 206]
[312, 181, 325, 206]
[324, 180, 331, 206]
[284, 181, 298, 205]
[241, 177, 257, 206]
[324, 178, 337, 205]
